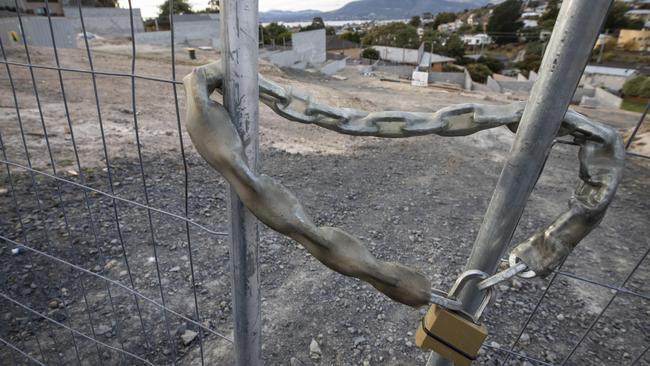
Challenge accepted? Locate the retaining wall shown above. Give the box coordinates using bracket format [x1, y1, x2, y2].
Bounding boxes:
[63, 7, 144, 36]
[428, 72, 466, 87]
[292, 29, 326, 65]
[320, 58, 347, 75]
[0, 17, 76, 48]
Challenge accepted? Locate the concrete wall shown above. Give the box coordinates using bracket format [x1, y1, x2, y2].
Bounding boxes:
[134, 30, 172, 45]
[499, 80, 535, 94]
[371, 64, 414, 79]
[572, 85, 595, 104]
[464, 69, 473, 91]
[64, 7, 144, 36]
[320, 58, 347, 75]
[292, 29, 326, 65]
[265, 50, 294, 67]
[174, 18, 220, 47]
[580, 87, 622, 109]
[580, 73, 628, 92]
[428, 72, 466, 87]
[486, 76, 501, 93]
[0, 17, 76, 48]
[134, 18, 220, 47]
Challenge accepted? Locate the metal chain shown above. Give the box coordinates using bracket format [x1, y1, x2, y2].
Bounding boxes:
[260, 76, 526, 138]
[185, 62, 624, 310]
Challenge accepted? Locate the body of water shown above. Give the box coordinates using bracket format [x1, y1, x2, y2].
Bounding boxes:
[262, 19, 408, 27]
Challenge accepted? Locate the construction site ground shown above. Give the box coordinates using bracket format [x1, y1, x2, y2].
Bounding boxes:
[0, 43, 648, 365]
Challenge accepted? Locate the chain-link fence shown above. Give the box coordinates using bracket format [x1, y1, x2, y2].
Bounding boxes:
[0, 0, 649, 365]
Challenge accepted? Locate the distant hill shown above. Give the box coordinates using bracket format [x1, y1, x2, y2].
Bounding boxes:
[260, 9, 323, 23]
[260, 0, 493, 22]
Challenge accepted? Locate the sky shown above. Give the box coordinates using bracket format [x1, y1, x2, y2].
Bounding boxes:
[120, 0, 354, 19]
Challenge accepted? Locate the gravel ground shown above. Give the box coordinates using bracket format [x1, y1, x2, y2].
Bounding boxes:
[0, 44, 649, 366]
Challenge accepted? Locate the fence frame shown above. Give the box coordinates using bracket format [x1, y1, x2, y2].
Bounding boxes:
[0, 0, 649, 365]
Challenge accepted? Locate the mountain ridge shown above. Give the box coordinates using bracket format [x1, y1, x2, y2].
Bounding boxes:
[260, 0, 493, 22]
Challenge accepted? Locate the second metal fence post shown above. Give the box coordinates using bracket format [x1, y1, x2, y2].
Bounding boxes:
[221, 0, 262, 365]
[427, 0, 614, 364]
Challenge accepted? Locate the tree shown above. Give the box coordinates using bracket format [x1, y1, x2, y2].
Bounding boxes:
[623, 76, 650, 97]
[341, 31, 365, 45]
[409, 16, 422, 28]
[477, 56, 504, 73]
[362, 22, 420, 49]
[443, 34, 466, 59]
[301, 17, 335, 35]
[206, 0, 219, 13]
[262, 22, 290, 45]
[361, 47, 380, 60]
[421, 30, 465, 59]
[538, 0, 559, 30]
[421, 30, 446, 53]
[467, 63, 493, 83]
[487, 0, 523, 44]
[303, 17, 325, 30]
[158, 0, 193, 26]
[604, 2, 644, 31]
[432, 12, 457, 29]
[516, 41, 544, 75]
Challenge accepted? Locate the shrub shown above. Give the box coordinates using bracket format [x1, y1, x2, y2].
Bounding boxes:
[467, 63, 493, 83]
[361, 47, 380, 60]
[623, 75, 648, 97]
[478, 56, 504, 73]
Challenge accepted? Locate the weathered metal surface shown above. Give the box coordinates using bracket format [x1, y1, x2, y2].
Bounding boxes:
[183, 61, 623, 309]
[429, 0, 616, 365]
[220, 0, 262, 364]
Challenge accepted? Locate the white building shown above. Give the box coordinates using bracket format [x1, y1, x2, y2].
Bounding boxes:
[438, 19, 464, 33]
[522, 19, 538, 28]
[461, 33, 493, 46]
[521, 11, 542, 19]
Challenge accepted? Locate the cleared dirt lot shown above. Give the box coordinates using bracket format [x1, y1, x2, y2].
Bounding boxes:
[0, 42, 649, 366]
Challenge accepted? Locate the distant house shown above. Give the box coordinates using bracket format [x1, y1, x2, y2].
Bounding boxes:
[522, 19, 538, 28]
[521, 11, 542, 19]
[539, 30, 552, 41]
[581, 65, 638, 91]
[617, 29, 650, 52]
[371, 45, 455, 72]
[326, 35, 362, 59]
[626, 9, 650, 23]
[438, 19, 464, 33]
[461, 33, 493, 46]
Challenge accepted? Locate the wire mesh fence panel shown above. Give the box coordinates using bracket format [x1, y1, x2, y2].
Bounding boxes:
[0, 2, 234, 365]
[0, 1, 649, 366]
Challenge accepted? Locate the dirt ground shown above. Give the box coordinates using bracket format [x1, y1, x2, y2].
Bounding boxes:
[0, 42, 649, 366]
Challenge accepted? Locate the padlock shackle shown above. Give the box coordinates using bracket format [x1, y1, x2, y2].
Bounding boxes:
[448, 270, 495, 323]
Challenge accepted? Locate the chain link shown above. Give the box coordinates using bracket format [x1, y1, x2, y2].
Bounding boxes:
[186, 63, 624, 309]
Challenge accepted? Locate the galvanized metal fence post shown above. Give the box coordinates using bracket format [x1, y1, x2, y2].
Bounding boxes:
[427, 0, 614, 364]
[221, 1, 263, 365]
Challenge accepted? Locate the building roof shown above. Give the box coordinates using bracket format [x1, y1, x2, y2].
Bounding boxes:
[584, 65, 637, 77]
[626, 9, 650, 15]
[326, 35, 359, 50]
[371, 45, 455, 65]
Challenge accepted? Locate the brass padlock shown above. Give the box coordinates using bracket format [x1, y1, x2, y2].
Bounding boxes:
[415, 271, 494, 366]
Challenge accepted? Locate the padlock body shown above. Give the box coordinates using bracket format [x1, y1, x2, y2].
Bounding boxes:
[415, 304, 488, 366]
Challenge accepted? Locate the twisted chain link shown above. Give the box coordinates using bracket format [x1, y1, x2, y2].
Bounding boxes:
[259, 77, 525, 138]
[187, 63, 624, 310]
